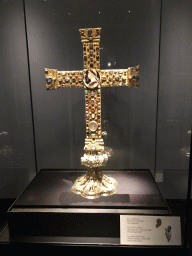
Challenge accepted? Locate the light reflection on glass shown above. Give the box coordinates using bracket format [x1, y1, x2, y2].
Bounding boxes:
[0, 146, 13, 156]
[0, 131, 8, 136]
[180, 147, 190, 157]
[103, 146, 113, 158]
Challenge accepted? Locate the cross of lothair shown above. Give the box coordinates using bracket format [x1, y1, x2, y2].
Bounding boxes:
[45, 28, 139, 198]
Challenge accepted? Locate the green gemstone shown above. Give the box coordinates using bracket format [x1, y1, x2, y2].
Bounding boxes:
[97, 89, 100, 94]
[97, 65, 100, 68]
[84, 65, 87, 69]
[85, 90, 88, 94]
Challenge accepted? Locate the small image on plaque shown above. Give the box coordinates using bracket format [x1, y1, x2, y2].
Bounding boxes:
[165, 226, 172, 242]
[156, 218, 162, 228]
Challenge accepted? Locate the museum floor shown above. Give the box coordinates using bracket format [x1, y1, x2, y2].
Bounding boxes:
[0, 198, 191, 253]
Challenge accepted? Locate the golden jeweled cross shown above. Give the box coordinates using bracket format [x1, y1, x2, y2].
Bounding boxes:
[45, 28, 139, 199]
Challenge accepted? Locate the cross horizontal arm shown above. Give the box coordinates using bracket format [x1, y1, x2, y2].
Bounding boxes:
[100, 65, 139, 88]
[45, 68, 84, 90]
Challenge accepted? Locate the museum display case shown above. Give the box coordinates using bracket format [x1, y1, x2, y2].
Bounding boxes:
[0, 0, 191, 250]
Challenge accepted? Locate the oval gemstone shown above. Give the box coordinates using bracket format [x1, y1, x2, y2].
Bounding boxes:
[132, 75, 139, 81]
[65, 78, 70, 82]
[88, 29, 92, 36]
[46, 77, 52, 83]
[89, 121, 98, 132]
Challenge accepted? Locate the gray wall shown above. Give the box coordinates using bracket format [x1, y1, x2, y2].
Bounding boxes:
[156, 0, 192, 199]
[0, 0, 191, 199]
[0, 0, 36, 198]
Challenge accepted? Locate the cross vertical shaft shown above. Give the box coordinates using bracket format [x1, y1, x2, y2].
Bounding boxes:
[80, 28, 104, 158]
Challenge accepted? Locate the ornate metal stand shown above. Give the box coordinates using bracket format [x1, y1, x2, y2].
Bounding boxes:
[71, 167, 118, 199]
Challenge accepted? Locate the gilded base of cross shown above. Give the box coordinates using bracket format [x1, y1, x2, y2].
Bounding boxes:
[45, 28, 139, 199]
[71, 168, 118, 199]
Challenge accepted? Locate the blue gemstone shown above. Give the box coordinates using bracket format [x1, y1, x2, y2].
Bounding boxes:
[88, 29, 92, 36]
[65, 78, 70, 82]
[46, 77, 52, 83]
[132, 75, 139, 81]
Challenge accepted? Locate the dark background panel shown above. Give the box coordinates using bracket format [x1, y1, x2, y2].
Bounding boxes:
[25, 0, 161, 173]
[0, 0, 36, 198]
[156, 0, 192, 199]
[157, 0, 192, 170]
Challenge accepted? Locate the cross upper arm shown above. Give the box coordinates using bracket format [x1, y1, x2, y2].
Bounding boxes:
[45, 68, 84, 90]
[100, 65, 139, 88]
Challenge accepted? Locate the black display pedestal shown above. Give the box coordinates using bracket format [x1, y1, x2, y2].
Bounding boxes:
[4, 169, 171, 242]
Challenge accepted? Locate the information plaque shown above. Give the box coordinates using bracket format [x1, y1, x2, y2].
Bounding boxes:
[120, 215, 181, 245]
